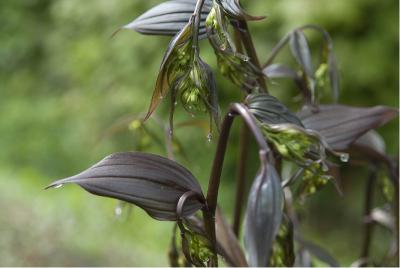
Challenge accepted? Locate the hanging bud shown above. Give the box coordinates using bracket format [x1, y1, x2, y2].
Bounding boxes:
[145, 22, 194, 121]
[260, 123, 345, 197]
[206, 3, 260, 92]
[145, 18, 220, 134]
[176, 57, 220, 130]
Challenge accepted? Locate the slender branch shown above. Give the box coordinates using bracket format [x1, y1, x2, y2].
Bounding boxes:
[263, 32, 291, 68]
[236, 20, 268, 92]
[360, 167, 377, 264]
[233, 123, 249, 236]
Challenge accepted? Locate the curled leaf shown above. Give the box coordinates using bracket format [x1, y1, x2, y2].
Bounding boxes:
[244, 163, 284, 266]
[46, 152, 205, 221]
[245, 93, 304, 126]
[121, 0, 212, 38]
[298, 105, 398, 151]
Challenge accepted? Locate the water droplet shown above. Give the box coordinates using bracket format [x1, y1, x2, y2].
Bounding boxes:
[54, 184, 63, 189]
[207, 133, 213, 142]
[115, 206, 122, 216]
[242, 56, 250, 62]
[219, 44, 226, 51]
[174, 101, 178, 106]
[340, 153, 349, 163]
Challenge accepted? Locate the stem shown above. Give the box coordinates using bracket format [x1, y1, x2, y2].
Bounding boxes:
[360, 167, 377, 264]
[233, 123, 249, 236]
[236, 20, 268, 92]
[263, 32, 291, 68]
[204, 112, 235, 267]
[204, 103, 271, 266]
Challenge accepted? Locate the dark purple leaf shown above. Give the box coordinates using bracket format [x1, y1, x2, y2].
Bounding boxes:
[46, 152, 205, 221]
[289, 30, 314, 78]
[244, 163, 283, 266]
[246, 93, 304, 126]
[216, 0, 265, 21]
[122, 0, 212, 39]
[298, 105, 398, 150]
[263, 63, 299, 80]
[328, 51, 340, 102]
[215, 208, 248, 267]
[300, 24, 340, 102]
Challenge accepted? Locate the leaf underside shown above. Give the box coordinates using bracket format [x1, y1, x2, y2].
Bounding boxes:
[46, 152, 204, 221]
[123, 0, 212, 38]
[246, 93, 304, 126]
[298, 104, 398, 150]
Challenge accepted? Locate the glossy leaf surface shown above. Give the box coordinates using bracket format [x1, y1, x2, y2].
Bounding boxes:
[46, 152, 205, 221]
[246, 93, 304, 126]
[298, 105, 398, 150]
[244, 164, 283, 267]
[122, 0, 212, 38]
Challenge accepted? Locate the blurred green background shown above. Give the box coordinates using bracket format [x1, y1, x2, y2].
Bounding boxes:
[0, 0, 398, 266]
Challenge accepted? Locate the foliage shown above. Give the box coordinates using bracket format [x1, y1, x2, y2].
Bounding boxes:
[0, 0, 398, 266]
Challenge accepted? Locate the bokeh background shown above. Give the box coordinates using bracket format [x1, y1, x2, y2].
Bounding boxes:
[0, 0, 398, 266]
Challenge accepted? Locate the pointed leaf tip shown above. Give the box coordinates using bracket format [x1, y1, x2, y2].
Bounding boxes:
[47, 152, 205, 221]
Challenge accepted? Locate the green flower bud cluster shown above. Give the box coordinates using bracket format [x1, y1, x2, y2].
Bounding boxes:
[261, 123, 334, 196]
[299, 162, 331, 196]
[188, 232, 214, 266]
[269, 216, 295, 267]
[261, 124, 324, 167]
[172, 40, 194, 75]
[205, 3, 260, 92]
[177, 58, 215, 114]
